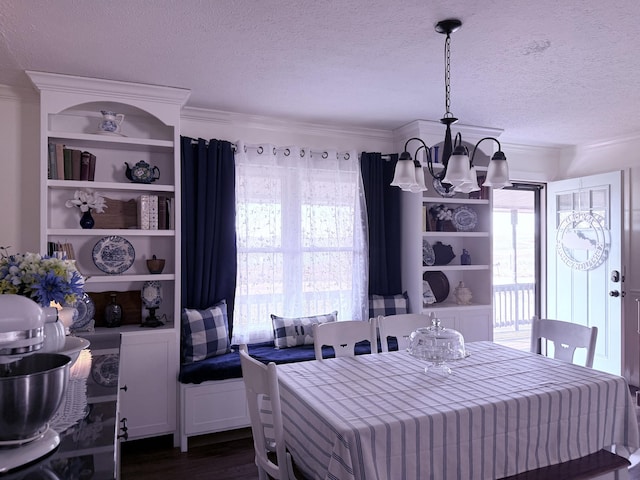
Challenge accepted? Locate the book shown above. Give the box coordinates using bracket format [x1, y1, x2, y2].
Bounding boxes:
[167, 198, 174, 230]
[88, 153, 96, 181]
[47, 143, 57, 180]
[63, 148, 73, 180]
[71, 149, 82, 180]
[55, 144, 65, 180]
[149, 194, 159, 230]
[80, 151, 91, 181]
[137, 195, 150, 230]
[158, 195, 167, 230]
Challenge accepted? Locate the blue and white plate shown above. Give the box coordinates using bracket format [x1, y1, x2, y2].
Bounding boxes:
[452, 206, 478, 232]
[70, 292, 95, 331]
[92, 236, 135, 274]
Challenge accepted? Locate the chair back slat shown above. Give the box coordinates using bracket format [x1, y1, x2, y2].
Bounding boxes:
[530, 317, 598, 368]
[312, 320, 377, 360]
[377, 313, 432, 352]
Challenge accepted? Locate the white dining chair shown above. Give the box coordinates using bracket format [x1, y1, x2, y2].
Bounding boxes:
[377, 313, 431, 352]
[312, 320, 378, 360]
[239, 344, 297, 480]
[530, 317, 598, 368]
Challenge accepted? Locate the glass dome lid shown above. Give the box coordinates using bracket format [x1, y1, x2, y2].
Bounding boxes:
[408, 314, 466, 374]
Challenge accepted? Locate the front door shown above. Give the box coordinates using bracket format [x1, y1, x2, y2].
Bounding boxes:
[546, 171, 623, 374]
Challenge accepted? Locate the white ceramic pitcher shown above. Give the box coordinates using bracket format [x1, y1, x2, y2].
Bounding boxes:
[99, 110, 125, 134]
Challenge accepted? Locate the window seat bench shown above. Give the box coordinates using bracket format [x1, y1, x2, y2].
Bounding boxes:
[178, 339, 391, 451]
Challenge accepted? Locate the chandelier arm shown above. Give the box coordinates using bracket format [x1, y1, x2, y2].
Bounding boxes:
[470, 137, 502, 166]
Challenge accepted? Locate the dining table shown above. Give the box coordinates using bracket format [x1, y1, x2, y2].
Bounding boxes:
[276, 341, 640, 480]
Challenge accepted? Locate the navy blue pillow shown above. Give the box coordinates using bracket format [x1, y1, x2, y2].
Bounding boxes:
[181, 300, 231, 363]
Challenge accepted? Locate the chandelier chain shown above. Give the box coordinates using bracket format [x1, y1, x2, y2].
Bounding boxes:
[444, 33, 453, 118]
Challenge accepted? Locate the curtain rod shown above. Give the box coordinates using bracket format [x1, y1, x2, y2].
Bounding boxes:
[189, 139, 394, 161]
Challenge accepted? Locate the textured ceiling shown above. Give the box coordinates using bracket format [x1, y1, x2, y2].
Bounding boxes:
[1, 0, 639, 147]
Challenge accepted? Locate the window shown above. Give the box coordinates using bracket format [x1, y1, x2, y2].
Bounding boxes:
[231, 145, 367, 344]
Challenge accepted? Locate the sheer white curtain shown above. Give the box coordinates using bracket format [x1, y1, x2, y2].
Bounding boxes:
[231, 143, 368, 345]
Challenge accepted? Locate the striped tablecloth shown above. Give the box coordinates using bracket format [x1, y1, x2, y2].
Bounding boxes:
[277, 341, 639, 480]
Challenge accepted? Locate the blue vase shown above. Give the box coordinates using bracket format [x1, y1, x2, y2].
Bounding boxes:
[80, 210, 95, 229]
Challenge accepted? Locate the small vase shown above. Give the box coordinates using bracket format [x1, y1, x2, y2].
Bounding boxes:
[80, 210, 95, 229]
[104, 293, 122, 328]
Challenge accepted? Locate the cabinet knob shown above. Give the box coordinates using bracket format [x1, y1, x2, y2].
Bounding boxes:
[118, 417, 129, 441]
[120, 385, 128, 392]
[609, 290, 620, 297]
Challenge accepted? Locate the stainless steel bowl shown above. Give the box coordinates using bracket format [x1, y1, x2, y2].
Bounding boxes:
[0, 353, 70, 441]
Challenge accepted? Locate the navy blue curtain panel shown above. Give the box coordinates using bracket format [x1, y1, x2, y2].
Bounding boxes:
[360, 152, 402, 295]
[181, 137, 237, 335]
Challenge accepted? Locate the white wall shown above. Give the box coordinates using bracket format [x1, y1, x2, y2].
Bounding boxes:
[0, 85, 39, 254]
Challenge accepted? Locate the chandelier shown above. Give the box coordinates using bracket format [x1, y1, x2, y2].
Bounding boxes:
[391, 19, 511, 194]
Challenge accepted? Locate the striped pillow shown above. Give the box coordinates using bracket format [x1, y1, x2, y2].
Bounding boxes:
[271, 311, 338, 348]
[181, 300, 231, 363]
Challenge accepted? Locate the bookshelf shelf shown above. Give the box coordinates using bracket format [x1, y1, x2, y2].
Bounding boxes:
[48, 180, 175, 192]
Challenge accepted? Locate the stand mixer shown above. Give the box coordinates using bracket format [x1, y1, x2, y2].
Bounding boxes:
[0, 295, 71, 473]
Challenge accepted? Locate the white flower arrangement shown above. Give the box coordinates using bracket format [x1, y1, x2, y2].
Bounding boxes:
[65, 190, 107, 213]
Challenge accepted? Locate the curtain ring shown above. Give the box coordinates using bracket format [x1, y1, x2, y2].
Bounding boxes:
[284, 148, 290, 156]
[300, 149, 306, 158]
[322, 151, 328, 159]
[257, 146, 263, 154]
[343, 153, 350, 161]
[243, 145, 247, 153]
[273, 147, 276, 155]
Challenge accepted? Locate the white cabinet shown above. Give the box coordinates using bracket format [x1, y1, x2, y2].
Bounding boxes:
[27, 71, 190, 441]
[119, 329, 178, 439]
[398, 125, 496, 342]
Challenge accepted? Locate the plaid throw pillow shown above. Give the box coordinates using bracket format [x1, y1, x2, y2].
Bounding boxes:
[369, 292, 409, 319]
[181, 300, 231, 364]
[271, 311, 338, 348]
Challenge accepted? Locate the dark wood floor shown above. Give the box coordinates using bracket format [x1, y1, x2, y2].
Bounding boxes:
[120, 428, 259, 480]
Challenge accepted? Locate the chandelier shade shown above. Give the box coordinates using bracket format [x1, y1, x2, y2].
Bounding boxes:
[391, 18, 510, 194]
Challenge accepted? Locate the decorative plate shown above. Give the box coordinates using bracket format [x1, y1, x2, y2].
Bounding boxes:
[142, 280, 163, 308]
[432, 178, 456, 198]
[70, 292, 95, 330]
[422, 271, 450, 303]
[91, 354, 119, 388]
[422, 239, 435, 266]
[452, 206, 478, 232]
[92, 236, 135, 274]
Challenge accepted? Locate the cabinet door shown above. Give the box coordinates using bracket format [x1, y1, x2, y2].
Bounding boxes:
[119, 330, 178, 439]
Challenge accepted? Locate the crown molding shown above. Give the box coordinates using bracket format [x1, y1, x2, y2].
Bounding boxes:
[181, 106, 394, 141]
[393, 119, 504, 142]
[26, 71, 191, 106]
[0, 84, 37, 102]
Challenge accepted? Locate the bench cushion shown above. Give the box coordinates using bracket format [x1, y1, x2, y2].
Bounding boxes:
[179, 339, 397, 384]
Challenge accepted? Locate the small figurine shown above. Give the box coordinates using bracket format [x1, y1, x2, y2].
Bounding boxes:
[461, 249, 471, 265]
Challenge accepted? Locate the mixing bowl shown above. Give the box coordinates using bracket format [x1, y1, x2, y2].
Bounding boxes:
[0, 353, 70, 441]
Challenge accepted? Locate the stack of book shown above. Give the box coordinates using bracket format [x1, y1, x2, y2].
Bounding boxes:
[137, 195, 174, 230]
[47, 241, 76, 260]
[47, 143, 96, 181]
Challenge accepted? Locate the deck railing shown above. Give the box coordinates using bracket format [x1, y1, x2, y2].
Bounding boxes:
[493, 283, 535, 330]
